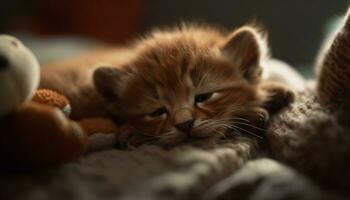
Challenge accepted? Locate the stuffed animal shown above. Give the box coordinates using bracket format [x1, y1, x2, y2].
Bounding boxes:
[0, 35, 118, 167]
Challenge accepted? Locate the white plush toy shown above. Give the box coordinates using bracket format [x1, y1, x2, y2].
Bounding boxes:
[0, 35, 118, 167]
[0, 35, 40, 117]
[0, 35, 88, 166]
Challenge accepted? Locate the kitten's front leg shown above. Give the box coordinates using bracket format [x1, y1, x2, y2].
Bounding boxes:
[259, 81, 295, 114]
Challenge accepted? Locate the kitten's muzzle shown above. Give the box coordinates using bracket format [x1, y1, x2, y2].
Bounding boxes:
[174, 108, 195, 133]
[175, 119, 194, 133]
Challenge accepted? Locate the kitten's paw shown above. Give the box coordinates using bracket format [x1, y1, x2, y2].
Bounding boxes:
[233, 107, 269, 138]
[249, 107, 269, 132]
[260, 82, 295, 114]
[256, 108, 269, 127]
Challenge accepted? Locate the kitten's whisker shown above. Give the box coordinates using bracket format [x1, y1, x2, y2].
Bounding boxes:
[223, 125, 260, 138]
[213, 129, 226, 138]
[219, 124, 241, 135]
[230, 117, 250, 122]
[214, 117, 250, 123]
[197, 120, 218, 129]
[232, 121, 266, 131]
[231, 125, 263, 139]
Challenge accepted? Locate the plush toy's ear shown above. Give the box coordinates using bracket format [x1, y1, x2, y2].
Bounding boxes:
[222, 26, 268, 83]
[93, 67, 125, 101]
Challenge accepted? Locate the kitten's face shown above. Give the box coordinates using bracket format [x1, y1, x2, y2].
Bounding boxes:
[94, 26, 267, 147]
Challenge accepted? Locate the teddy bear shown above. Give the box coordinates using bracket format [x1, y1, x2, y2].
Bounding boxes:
[0, 35, 119, 167]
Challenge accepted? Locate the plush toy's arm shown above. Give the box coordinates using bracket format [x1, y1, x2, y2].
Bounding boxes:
[33, 89, 119, 136]
[5, 88, 120, 167]
[32, 89, 71, 116]
[0, 102, 88, 167]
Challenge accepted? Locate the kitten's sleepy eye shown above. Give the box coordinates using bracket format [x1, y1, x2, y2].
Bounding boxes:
[148, 107, 167, 118]
[195, 92, 214, 103]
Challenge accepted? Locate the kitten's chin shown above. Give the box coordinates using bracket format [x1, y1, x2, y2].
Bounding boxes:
[125, 128, 225, 148]
[160, 129, 222, 148]
[189, 129, 215, 138]
[161, 136, 217, 149]
[190, 126, 226, 138]
[181, 134, 218, 147]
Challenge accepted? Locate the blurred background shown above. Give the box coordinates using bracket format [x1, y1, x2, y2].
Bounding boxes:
[1, 0, 349, 77]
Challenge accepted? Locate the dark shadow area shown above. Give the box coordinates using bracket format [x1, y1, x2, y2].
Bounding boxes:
[0, 0, 349, 72]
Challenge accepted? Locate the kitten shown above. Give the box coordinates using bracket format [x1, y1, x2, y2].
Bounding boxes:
[40, 24, 297, 147]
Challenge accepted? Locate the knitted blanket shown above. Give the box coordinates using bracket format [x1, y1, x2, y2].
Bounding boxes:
[1, 137, 257, 200]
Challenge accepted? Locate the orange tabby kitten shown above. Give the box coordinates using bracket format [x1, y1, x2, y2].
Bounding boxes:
[40, 25, 295, 147]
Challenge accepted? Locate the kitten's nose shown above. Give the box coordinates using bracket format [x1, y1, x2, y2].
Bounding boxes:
[175, 119, 194, 133]
[0, 54, 9, 70]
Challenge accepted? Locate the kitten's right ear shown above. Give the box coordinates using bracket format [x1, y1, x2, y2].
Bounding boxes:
[93, 67, 124, 100]
[222, 26, 268, 83]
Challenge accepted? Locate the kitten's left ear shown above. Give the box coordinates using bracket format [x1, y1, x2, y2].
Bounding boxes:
[93, 66, 125, 101]
[222, 26, 268, 83]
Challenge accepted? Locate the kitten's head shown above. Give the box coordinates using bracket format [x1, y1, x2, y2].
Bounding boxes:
[94, 25, 268, 147]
